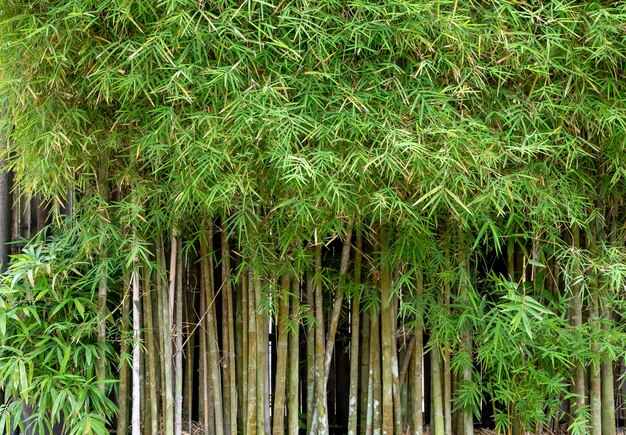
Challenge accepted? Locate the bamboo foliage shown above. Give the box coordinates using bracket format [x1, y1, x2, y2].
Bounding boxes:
[0, 1, 626, 435]
[0, 211, 624, 434]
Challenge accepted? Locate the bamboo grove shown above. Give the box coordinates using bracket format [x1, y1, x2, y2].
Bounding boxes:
[1, 0, 626, 434]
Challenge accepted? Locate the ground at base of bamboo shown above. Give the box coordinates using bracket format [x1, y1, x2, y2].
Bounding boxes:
[423, 427, 625, 435]
[177, 426, 623, 435]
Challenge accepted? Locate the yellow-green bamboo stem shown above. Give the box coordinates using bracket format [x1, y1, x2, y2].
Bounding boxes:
[272, 275, 290, 435]
[347, 227, 362, 435]
[142, 266, 159, 435]
[221, 226, 237, 435]
[379, 225, 394, 435]
[116, 273, 131, 435]
[175, 238, 183, 435]
[287, 276, 300, 435]
[312, 242, 328, 434]
[305, 271, 315, 434]
[411, 268, 424, 435]
[201, 227, 224, 435]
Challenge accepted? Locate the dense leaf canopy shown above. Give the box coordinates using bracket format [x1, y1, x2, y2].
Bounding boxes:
[2, 0, 625, 237]
[1, 1, 626, 434]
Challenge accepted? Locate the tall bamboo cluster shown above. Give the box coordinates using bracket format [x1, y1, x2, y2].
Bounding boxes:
[1, 1, 626, 434]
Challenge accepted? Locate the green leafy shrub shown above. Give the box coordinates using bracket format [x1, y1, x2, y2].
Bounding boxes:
[0, 237, 116, 434]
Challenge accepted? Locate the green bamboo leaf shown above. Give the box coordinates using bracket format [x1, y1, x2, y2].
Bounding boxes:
[527, 259, 545, 268]
[74, 299, 85, 316]
[0, 310, 5, 337]
[59, 346, 71, 374]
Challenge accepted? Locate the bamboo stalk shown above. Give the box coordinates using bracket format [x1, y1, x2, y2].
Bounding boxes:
[116, 273, 131, 435]
[399, 336, 417, 393]
[10, 184, 18, 255]
[201, 226, 225, 435]
[143, 266, 159, 435]
[97, 245, 108, 395]
[96, 162, 109, 396]
[199, 268, 212, 434]
[590, 289, 602, 435]
[454, 371, 463, 435]
[175, 238, 184, 435]
[366, 326, 375, 435]
[401, 346, 409, 430]
[287, 275, 300, 435]
[379, 225, 394, 435]
[21, 192, 30, 239]
[431, 347, 445, 435]
[305, 271, 315, 434]
[242, 270, 250, 433]
[601, 308, 617, 435]
[199, 286, 207, 432]
[371, 308, 382, 434]
[589, 221, 602, 435]
[221, 225, 237, 435]
[313, 242, 328, 434]
[461, 341, 473, 435]
[411, 268, 424, 435]
[10, 183, 19, 258]
[246, 269, 258, 435]
[443, 348, 452, 435]
[156, 236, 167, 425]
[409, 350, 421, 435]
[347, 227, 362, 435]
[391, 295, 402, 435]
[507, 237, 515, 281]
[159, 234, 175, 435]
[570, 225, 586, 427]
[460, 255, 473, 435]
[310, 222, 354, 430]
[323, 222, 354, 380]
[169, 234, 177, 315]
[236, 258, 246, 431]
[140, 303, 146, 433]
[184, 260, 196, 433]
[0, 139, 12, 273]
[602, 202, 618, 435]
[254, 273, 268, 435]
[265, 333, 271, 435]
[272, 275, 290, 435]
[443, 249, 453, 435]
[131, 262, 142, 435]
[37, 196, 49, 231]
[360, 310, 371, 433]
